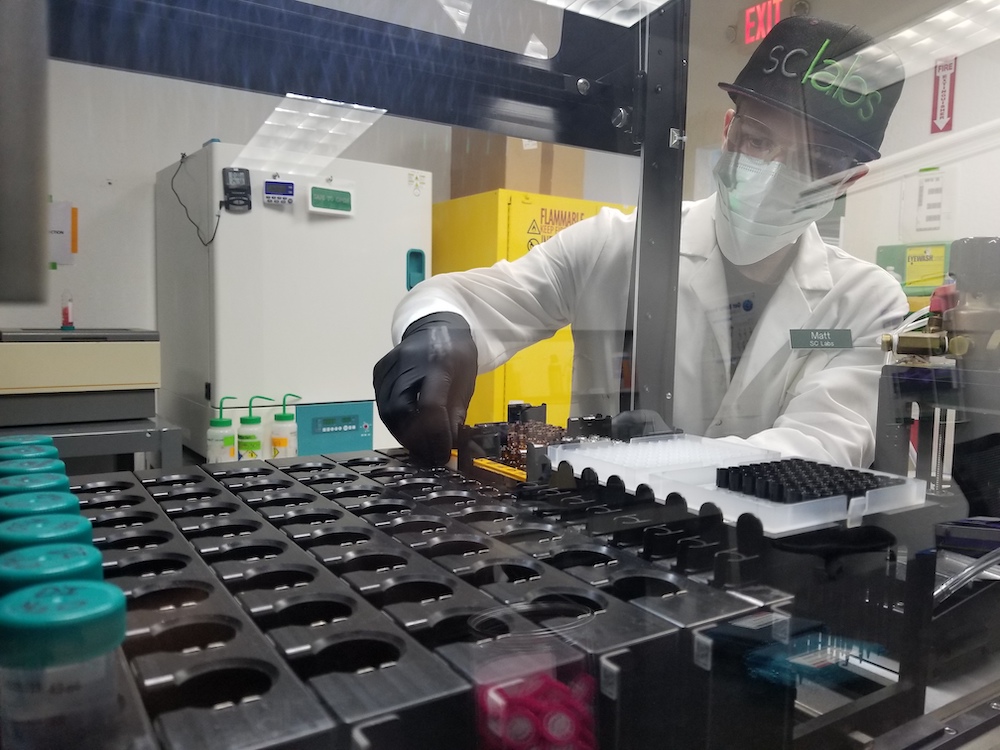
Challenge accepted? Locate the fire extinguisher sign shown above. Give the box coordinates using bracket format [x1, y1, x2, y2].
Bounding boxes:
[931, 56, 957, 134]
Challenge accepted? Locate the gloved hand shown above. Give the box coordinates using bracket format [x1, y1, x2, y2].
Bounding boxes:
[611, 409, 680, 441]
[373, 312, 478, 466]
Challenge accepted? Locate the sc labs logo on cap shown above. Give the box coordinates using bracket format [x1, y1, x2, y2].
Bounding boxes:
[763, 40, 884, 122]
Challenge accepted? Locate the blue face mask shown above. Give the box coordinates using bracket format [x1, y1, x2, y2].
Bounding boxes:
[712, 151, 840, 266]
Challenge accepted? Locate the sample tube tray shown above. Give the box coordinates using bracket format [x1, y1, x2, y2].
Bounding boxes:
[76, 471, 338, 750]
[79, 465, 477, 750]
[63, 444, 925, 750]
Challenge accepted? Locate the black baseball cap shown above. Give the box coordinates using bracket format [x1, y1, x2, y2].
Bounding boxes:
[719, 16, 905, 160]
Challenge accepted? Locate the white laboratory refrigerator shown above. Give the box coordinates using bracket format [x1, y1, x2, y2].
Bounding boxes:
[154, 142, 431, 458]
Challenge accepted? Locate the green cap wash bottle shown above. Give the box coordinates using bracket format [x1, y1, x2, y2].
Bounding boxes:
[270, 393, 301, 459]
[206, 396, 238, 464]
[237, 395, 274, 461]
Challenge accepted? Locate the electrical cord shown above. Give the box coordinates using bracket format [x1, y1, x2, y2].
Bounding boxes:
[170, 152, 222, 247]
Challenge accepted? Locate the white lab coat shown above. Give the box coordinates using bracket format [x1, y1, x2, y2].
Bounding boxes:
[393, 195, 908, 468]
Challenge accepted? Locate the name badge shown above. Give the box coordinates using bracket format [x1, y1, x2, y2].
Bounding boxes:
[789, 329, 854, 350]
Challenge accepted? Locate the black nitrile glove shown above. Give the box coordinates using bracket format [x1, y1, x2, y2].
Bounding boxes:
[611, 409, 680, 441]
[373, 312, 478, 466]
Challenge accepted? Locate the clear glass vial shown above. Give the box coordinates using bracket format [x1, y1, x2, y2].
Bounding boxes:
[0, 581, 126, 750]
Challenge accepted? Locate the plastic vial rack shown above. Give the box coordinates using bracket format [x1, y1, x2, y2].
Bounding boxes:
[547, 437, 925, 535]
[546, 434, 778, 491]
[648, 458, 926, 535]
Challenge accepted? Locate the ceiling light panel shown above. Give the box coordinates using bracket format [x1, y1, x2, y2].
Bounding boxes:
[888, 0, 1000, 79]
[236, 94, 385, 176]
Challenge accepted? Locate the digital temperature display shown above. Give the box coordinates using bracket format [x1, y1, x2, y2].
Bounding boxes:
[296, 401, 373, 454]
[263, 180, 295, 205]
[313, 415, 358, 434]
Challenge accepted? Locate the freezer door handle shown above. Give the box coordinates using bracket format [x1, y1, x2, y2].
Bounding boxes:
[406, 249, 426, 290]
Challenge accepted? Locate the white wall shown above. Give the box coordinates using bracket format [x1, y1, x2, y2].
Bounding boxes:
[1, 63, 268, 329]
[0, 61, 453, 330]
[844, 37, 1000, 262]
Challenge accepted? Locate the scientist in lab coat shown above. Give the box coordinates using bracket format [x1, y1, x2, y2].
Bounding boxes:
[373, 16, 909, 468]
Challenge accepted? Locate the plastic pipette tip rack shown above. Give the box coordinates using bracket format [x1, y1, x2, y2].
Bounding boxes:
[716, 459, 906, 504]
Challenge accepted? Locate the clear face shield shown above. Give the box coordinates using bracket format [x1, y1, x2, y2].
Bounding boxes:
[724, 113, 863, 183]
[713, 112, 865, 265]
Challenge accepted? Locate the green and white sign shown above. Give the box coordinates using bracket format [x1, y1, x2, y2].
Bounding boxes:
[789, 329, 854, 350]
[309, 186, 354, 215]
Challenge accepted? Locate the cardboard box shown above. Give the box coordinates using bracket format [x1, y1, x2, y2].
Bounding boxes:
[450, 127, 585, 200]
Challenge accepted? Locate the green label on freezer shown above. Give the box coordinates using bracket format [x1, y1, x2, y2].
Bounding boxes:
[789, 329, 854, 350]
[311, 187, 352, 212]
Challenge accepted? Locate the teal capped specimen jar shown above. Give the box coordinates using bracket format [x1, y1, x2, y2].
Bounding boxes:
[0, 473, 71, 496]
[0, 581, 126, 750]
[0, 543, 104, 596]
[0, 514, 92, 553]
[0, 435, 54, 449]
[0, 458, 67, 478]
[0, 445, 59, 462]
[0, 491, 80, 522]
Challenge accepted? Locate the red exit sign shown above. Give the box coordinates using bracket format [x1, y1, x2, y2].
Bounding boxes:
[744, 0, 782, 44]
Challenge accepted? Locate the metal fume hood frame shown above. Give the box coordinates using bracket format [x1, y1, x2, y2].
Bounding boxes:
[50, 0, 660, 153]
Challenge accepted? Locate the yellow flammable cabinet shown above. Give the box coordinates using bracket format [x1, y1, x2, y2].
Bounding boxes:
[432, 189, 633, 428]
